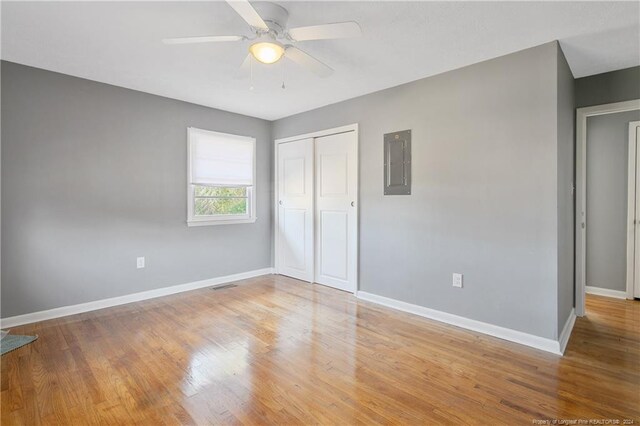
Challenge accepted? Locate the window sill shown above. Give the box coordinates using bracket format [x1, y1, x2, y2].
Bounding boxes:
[187, 217, 256, 227]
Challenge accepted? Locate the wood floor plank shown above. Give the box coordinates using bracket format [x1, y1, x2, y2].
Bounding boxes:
[2, 275, 639, 425]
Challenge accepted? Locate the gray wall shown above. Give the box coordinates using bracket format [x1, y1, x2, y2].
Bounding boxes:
[575, 66, 640, 108]
[1, 61, 273, 318]
[586, 110, 640, 292]
[274, 42, 564, 339]
[556, 47, 575, 335]
[2, 42, 582, 340]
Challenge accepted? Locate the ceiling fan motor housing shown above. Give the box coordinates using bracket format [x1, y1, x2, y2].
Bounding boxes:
[252, 2, 289, 37]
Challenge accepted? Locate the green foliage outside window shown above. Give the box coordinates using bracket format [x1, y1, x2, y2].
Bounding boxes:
[194, 185, 248, 216]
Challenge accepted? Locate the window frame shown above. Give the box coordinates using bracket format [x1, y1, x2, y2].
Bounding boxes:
[187, 127, 257, 226]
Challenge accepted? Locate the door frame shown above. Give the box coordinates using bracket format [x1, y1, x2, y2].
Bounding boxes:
[576, 100, 640, 316]
[274, 123, 359, 293]
[626, 120, 640, 300]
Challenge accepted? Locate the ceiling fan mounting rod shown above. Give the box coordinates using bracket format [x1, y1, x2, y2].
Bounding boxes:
[252, 1, 289, 35]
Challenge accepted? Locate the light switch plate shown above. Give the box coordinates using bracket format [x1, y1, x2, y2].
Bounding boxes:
[137, 257, 145, 269]
[453, 273, 463, 288]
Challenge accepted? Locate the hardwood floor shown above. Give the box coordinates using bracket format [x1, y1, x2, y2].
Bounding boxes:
[1, 275, 639, 425]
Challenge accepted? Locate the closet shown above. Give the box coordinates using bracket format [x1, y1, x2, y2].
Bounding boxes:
[275, 125, 358, 293]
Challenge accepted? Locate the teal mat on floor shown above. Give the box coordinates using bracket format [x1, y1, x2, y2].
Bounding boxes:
[1, 334, 38, 355]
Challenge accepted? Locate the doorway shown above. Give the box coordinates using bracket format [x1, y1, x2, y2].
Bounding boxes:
[627, 120, 640, 299]
[274, 124, 359, 293]
[576, 100, 640, 316]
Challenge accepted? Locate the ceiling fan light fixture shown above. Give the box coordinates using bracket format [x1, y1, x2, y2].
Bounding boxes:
[249, 41, 285, 64]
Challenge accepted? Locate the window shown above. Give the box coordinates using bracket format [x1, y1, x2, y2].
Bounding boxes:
[187, 127, 256, 226]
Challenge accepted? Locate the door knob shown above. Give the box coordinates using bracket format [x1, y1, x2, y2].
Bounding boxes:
[351, 201, 355, 207]
[279, 200, 283, 205]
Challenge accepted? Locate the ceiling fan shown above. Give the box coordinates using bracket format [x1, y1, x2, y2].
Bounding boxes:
[162, 0, 362, 78]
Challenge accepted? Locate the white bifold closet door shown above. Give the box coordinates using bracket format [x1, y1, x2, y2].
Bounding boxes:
[314, 132, 357, 292]
[276, 130, 357, 293]
[277, 138, 314, 282]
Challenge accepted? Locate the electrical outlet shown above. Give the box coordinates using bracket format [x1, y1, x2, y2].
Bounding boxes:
[137, 257, 145, 269]
[452, 273, 463, 288]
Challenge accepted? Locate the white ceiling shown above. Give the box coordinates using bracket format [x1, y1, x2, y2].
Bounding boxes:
[2, 1, 639, 120]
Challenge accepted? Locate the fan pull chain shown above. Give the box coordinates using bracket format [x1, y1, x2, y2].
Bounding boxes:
[281, 59, 286, 90]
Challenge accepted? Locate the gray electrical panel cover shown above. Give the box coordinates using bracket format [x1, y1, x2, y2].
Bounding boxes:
[384, 130, 411, 195]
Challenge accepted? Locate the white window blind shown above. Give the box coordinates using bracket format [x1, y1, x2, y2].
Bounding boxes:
[188, 127, 255, 187]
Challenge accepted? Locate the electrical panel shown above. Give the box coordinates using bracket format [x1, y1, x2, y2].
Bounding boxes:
[384, 129, 411, 195]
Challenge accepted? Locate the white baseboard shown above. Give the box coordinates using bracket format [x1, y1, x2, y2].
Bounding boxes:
[356, 291, 563, 355]
[0, 268, 274, 328]
[558, 308, 576, 354]
[585, 286, 627, 299]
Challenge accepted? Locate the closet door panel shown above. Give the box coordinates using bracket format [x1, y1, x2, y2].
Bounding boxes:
[277, 138, 314, 282]
[314, 131, 357, 292]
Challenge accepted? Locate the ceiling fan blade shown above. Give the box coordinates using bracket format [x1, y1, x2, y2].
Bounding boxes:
[287, 21, 361, 42]
[226, 0, 269, 31]
[285, 46, 333, 78]
[162, 35, 245, 45]
[235, 54, 252, 79]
